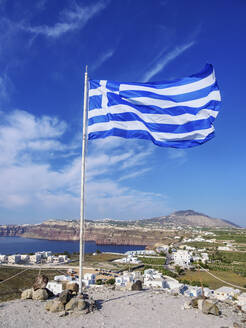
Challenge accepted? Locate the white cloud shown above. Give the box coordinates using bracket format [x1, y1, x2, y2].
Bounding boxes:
[0, 110, 170, 223]
[142, 41, 195, 82]
[23, 1, 109, 38]
[167, 149, 187, 165]
[92, 49, 115, 71]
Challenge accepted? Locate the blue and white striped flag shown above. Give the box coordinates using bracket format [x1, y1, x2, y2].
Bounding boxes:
[88, 64, 221, 148]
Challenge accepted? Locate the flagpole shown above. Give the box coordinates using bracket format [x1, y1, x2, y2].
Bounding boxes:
[79, 65, 88, 294]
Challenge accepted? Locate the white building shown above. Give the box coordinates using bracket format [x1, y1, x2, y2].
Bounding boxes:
[20, 254, 29, 262]
[115, 272, 134, 287]
[144, 277, 165, 288]
[214, 286, 241, 301]
[201, 253, 209, 263]
[46, 281, 63, 295]
[156, 245, 169, 253]
[58, 255, 68, 262]
[83, 273, 96, 287]
[144, 269, 162, 280]
[163, 276, 182, 290]
[29, 254, 42, 263]
[125, 250, 156, 256]
[114, 255, 141, 264]
[184, 286, 203, 298]
[47, 255, 54, 263]
[218, 246, 232, 251]
[0, 254, 8, 263]
[54, 275, 73, 282]
[8, 254, 21, 264]
[173, 250, 192, 268]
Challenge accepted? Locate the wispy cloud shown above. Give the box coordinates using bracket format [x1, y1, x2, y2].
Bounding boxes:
[92, 49, 115, 71]
[167, 149, 188, 165]
[142, 41, 195, 82]
[22, 1, 109, 38]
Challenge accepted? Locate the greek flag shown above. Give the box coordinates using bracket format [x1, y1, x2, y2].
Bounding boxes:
[88, 64, 221, 148]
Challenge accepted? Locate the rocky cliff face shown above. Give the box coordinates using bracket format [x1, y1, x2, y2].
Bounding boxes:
[0, 210, 239, 245]
[0, 220, 176, 246]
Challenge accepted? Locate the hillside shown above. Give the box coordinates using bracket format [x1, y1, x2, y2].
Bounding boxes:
[137, 210, 239, 228]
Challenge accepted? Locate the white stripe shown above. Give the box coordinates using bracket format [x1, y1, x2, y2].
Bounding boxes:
[128, 90, 221, 109]
[88, 105, 218, 125]
[119, 70, 216, 95]
[88, 120, 214, 141]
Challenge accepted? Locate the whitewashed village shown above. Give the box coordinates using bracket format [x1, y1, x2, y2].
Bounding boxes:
[1, 229, 243, 321]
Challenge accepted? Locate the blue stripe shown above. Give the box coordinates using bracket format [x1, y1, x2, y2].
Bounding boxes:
[119, 83, 218, 103]
[88, 129, 215, 149]
[88, 113, 215, 133]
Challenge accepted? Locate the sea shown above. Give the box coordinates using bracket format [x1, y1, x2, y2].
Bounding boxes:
[0, 237, 145, 255]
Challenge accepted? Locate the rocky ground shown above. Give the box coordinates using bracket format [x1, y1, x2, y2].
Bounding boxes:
[1, 287, 245, 328]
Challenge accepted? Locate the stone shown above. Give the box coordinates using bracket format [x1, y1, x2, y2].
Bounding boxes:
[125, 282, 133, 291]
[45, 288, 54, 298]
[131, 280, 142, 291]
[189, 297, 203, 309]
[65, 297, 88, 312]
[59, 290, 73, 305]
[201, 300, 220, 316]
[241, 304, 246, 312]
[49, 300, 65, 313]
[21, 288, 33, 300]
[66, 282, 79, 294]
[233, 323, 243, 328]
[45, 300, 53, 311]
[77, 300, 88, 311]
[33, 275, 49, 291]
[32, 288, 49, 301]
[182, 302, 192, 310]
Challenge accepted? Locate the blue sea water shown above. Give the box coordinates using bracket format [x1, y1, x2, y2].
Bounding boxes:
[0, 237, 145, 255]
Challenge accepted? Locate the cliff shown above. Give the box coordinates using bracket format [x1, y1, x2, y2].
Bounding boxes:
[0, 210, 239, 245]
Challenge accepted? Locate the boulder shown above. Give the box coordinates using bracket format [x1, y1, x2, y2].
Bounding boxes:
[182, 302, 192, 310]
[201, 300, 220, 316]
[32, 288, 49, 301]
[66, 282, 79, 294]
[241, 304, 246, 313]
[45, 300, 54, 311]
[131, 280, 142, 291]
[65, 297, 88, 312]
[59, 290, 73, 305]
[33, 275, 49, 291]
[189, 297, 203, 309]
[125, 282, 133, 291]
[49, 300, 65, 313]
[45, 287, 54, 298]
[21, 288, 33, 300]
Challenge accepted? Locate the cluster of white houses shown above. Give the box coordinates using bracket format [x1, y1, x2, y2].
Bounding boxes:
[45, 268, 246, 311]
[0, 251, 70, 265]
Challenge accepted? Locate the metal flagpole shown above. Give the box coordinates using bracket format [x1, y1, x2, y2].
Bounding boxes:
[79, 65, 88, 294]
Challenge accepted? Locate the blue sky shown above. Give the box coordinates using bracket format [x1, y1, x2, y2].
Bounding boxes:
[0, 0, 245, 227]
